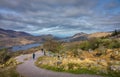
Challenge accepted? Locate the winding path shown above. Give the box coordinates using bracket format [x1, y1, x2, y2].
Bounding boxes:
[16, 51, 103, 77]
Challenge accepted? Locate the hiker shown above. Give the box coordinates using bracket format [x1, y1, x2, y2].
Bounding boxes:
[41, 48, 46, 56]
[41, 48, 44, 53]
[33, 53, 35, 59]
[58, 55, 60, 60]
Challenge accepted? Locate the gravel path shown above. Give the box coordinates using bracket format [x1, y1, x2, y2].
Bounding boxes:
[16, 51, 103, 77]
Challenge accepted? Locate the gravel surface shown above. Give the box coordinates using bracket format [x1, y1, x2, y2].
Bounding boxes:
[16, 51, 103, 77]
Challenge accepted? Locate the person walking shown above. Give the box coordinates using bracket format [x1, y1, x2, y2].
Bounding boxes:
[41, 49, 44, 53]
[33, 53, 35, 60]
[41, 49, 46, 56]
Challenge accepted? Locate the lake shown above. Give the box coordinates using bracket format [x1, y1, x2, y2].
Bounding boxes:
[11, 43, 41, 52]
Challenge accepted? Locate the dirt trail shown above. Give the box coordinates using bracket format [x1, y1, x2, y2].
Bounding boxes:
[16, 51, 103, 77]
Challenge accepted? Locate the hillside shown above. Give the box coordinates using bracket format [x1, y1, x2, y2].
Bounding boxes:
[70, 32, 88, 41]
[0, 28, 32, 38]
[0, 28, 116, 47]
[0, 28, 34, 47]
[0, 28, 60, 47]
[88, 32, 112, 38]
[69, 32, 112, 42]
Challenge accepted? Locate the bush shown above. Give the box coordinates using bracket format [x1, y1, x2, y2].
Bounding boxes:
[0, 49, 12, 64]
[79, 41, 90, 50]
[79, 38, 101, 50]
[107, 40, 120, 49]
[82, 38, 119, 50]
[43, 39, 63, 53]
[67, 63, 80, 70]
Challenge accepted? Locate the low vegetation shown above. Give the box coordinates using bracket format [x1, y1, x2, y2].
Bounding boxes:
[0, 67, 22, 77]
[36, 48, 120, 77]
[43, 39, 63, 53]
[36, 31, 120, 77]
[0, 48, 22, 77]
[111, 29, 120, 36]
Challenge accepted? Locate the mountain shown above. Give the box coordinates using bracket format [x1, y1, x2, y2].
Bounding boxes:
[0, 28, 113, 47]
[70, 32, 88, 41]
[0, 28, 60, 47]
[0, 28, 36, 47]
[0, 28, 32, 38]
[66, 32, 112, 42]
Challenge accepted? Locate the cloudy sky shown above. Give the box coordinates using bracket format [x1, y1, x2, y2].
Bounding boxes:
[0, 0, 120, 37]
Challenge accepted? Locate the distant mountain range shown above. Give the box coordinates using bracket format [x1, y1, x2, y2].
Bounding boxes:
[0, 28, 62, 47]
[65, 32, 112, 42]
[0, 28, 112, 47]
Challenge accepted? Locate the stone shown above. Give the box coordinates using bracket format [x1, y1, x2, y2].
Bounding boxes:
[88, 49, 93, 53]
[57, 61, 62, 65]
[114, 51, 119, 55]
[110, 65, 120, 71]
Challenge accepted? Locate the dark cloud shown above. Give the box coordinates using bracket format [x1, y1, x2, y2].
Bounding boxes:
[0, 0, 120, 37]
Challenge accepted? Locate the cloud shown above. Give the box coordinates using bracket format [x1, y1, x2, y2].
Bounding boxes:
[0, 0, 120, 37]
[104, 0, 120, 9]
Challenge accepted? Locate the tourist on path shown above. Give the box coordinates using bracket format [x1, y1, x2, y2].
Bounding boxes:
[41, 49, 46, 56]
[33, 53, 35, 60]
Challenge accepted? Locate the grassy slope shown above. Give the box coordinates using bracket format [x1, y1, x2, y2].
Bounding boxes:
[35, 56, 120, 77]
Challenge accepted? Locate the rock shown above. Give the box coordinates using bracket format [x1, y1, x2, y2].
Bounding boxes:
[88, 49, 93, 53]
[114, 51, 119, 55]
[57, 61, 62, 65]
[110, 65, 120, 71]
[80, 57, 85, 60]
[38, 62, 42, 64]
[0, 64, 4, 68]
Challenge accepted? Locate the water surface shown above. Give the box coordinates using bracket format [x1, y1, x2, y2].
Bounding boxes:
[12, 43, 41, 51]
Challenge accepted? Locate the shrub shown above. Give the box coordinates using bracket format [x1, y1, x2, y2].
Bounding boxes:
[79, 41, 90, 50]
[67, 63, 80, 70]
[107, 40, 120, 49]
[43, 39, 63, 53]
[79, 38, 101, 50]
[0, 49, 12, 64]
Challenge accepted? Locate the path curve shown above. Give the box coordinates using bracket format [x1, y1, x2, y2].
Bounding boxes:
[16, 51, 103, 77]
